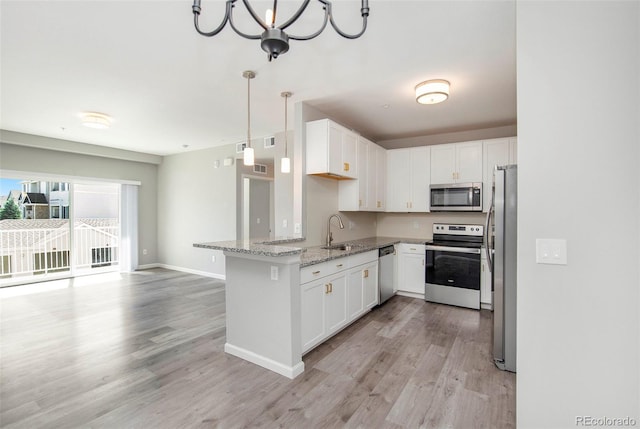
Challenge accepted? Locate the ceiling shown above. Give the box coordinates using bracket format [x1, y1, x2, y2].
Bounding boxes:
[0, 1, 516, 156]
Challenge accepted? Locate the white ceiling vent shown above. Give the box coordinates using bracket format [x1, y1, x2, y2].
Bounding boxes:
[253, 164, 267, 174]
[264, 136, 275, 148]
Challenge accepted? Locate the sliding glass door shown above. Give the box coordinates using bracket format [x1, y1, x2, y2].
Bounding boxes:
[0, 176, 122, 286]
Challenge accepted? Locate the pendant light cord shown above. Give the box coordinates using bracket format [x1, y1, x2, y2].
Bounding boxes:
[247, 74, 251, 148]
[284, 93, 288, 157]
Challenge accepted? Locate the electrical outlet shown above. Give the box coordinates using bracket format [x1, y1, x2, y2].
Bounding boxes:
[282, 219, 288, 228]
[413, 221, 420, 229]
[270, 266, 279, 280]
[349, 221, 355, 230]
[143, 249, 148, 255]
[294, 223, 301, 234]
[211, 255, 216, 263]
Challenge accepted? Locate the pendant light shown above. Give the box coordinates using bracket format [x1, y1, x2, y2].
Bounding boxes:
[243, 70, 255, 166]
[280, 91, 292, 174]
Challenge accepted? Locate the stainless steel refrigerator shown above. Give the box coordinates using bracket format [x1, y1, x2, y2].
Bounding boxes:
[485, 165, 517, 372]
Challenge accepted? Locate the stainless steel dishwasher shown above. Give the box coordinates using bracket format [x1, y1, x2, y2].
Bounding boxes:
[378, 245, 395, 304]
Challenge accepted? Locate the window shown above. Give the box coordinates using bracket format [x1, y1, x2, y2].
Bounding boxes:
[33, 251, 70, 274]
[0, 256, 10, 278]
[91, 247, 114, 268]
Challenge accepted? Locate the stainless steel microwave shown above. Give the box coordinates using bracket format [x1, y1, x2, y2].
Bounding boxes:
[429, 182, 482, 212]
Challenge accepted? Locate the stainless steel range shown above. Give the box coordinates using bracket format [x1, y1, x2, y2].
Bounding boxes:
[425, 223, 483, 310]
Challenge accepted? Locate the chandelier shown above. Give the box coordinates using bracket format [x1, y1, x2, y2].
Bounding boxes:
[192, 0, 370, 61]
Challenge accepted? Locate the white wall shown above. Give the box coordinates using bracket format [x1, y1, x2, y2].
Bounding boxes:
[517, 2, 639, 427]
[157, 144, 236, 277]
[0, 136, 159, 267]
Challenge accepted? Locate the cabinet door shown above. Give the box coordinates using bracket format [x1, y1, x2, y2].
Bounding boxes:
[430, 143, 457, 184]
[358, 138, 369, 209]
[301, 280, 326, 352]
[456, 141, 483, 182]
[365, 140, 377, 211]
[409, 146, 430, 212]
[325, 273, 347, 335]
[341, 129, 358, 178]
[398, 252, 425, 294]
[327, 122, 343, 176]
[362, 262, 379, 310]
[386, 148, 412, 211]
[483, 138, 511, 212]
[347, 267, 365, 321]
[375, 144, 387, 211]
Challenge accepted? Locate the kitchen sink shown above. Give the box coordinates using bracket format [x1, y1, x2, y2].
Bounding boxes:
[321, 243, 364, 251]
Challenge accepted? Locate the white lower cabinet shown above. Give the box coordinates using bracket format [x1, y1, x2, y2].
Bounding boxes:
[362, 261, 379, 310]
[397, 243, 426, 297]
[301, 251, 378, 354]
[347, 268, 365, 321]
[324, 273, 347, 335]
[301, 280, 326, 351]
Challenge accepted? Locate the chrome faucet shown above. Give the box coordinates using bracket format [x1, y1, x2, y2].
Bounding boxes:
[326, 214, 345, 247]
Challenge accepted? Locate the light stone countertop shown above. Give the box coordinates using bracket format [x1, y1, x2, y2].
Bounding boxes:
[193, 237, 305, 257]
[194, 236, 428, 267]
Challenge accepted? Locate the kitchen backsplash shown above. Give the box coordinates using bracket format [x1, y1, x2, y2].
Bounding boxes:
[376, 212, 486, 240]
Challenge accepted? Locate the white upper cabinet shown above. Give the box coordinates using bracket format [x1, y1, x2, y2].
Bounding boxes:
[430, 141, 483, 184]
[306, 119, 358, 179]
[373, 143, 386, 211]
[386, 146, 431, 212]
[338, 136, 386, 212]
[483, 137, 517, 212]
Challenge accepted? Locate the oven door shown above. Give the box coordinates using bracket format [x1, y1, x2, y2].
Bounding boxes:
[425, 245, 481, 309]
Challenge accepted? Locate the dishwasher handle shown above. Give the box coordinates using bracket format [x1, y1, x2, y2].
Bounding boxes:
[379, 245, 395, 257]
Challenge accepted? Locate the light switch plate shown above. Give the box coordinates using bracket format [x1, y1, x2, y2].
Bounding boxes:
[536, 239, 568, 265]
[270, 266, 279, 280]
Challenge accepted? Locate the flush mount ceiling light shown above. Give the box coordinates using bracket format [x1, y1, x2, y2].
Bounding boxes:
[80, 112, 112, 129]
[243, 70, 255, 166]
[415, 79, 450, 105]
[192, 0, 370, 61]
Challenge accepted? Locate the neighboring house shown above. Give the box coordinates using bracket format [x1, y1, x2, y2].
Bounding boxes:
[19, 192, 49, 219]
[0, 218, 119, 278]
[19, 180, 71, 219]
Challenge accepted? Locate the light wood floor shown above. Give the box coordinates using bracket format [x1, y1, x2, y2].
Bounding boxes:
[0, 268, 515, 428]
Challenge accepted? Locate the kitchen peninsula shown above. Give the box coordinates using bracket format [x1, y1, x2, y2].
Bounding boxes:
[194, 236, 423, 378]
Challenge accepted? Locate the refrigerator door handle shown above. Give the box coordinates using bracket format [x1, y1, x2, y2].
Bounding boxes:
[484, 188, 494, 271]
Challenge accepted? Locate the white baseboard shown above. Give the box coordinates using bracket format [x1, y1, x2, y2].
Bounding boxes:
[136, 263, 225, 281]
[136, 263, 161, 270]
[224, 343, 305, 379]
[396, 290, 425, 300]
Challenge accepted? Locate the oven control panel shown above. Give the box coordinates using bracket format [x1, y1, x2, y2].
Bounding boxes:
[433, 223, 483, 237]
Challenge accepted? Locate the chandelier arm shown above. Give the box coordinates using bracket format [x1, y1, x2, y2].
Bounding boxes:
[278, 0, 312, 30]
[192, 0, 234, 37]
[327, 1, 369, 39]
[228, 9, 263, 39]
[241, 0, 269, 31]
[287, 8, 329, 41]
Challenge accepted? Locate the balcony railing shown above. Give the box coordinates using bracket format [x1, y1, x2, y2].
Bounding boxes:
[0, 222, 119, 280]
